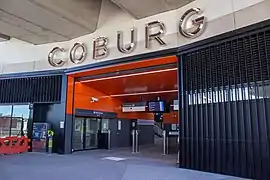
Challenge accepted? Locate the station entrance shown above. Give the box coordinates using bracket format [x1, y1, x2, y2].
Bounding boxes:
[72, 117, 109, 151]
[67, 56, 179, 163]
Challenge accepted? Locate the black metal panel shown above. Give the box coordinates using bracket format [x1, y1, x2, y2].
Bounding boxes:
[178, 26, 270, 179]
[0, 75, 62, 103]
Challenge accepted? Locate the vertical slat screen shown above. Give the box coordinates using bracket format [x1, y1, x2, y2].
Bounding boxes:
[179, 28, 270, 179]
[0, 75, 62, 103]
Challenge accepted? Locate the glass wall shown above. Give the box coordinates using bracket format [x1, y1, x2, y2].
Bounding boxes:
[0, 104, 30, 137]
[0, 105, 12, 137]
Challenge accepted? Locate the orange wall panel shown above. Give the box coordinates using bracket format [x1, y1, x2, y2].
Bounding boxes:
[74, 83, 116, 112]
[66, 55, 178, 121]
[67, 82, 154, 120]
[66, 76, 75, 114]
[67, 80, 176, 122]
[67, 79, 176, 123]
[163, 111, 178, 124]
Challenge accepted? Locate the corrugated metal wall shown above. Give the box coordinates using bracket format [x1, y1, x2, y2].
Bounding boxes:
[178, 27, 270, 179]
[0, 75, 62, 103]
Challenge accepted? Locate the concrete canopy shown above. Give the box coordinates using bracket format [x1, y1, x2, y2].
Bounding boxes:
[0, 0, 195, 44]
[111, 0, 195, 19]
[0, 0, 102, 44]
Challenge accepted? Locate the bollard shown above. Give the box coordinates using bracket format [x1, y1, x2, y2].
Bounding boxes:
[177, 136, 180, 164]
[166, 135, 169, 154]
[135, 130, 139, 153]
[47, 130, 54, 154]
[177, 150, 180, 164]
[163, 130, 167, 155]
[108, 130, 111, 150]
[48, 136, 53, 154]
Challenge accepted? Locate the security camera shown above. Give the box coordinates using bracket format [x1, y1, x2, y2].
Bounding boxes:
[91, 97, 99, 103]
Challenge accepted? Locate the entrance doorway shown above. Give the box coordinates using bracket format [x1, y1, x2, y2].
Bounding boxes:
[72, 117, 100, 151]
[69, 56, 178, 162]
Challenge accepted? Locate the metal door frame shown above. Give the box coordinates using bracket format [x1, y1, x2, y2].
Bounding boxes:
[72, 116, 101, 151]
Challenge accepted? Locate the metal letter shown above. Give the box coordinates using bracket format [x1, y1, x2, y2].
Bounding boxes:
[69, 42, 87, 64]
[93, 36, 108, 60]
[117, 28, 136, 54]
[179, 8, 206, 38]
[145, 21, 166, 48]
[48, 47, 65, 67]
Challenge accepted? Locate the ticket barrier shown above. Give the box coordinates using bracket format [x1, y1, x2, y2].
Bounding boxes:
[131, 129, 139, 153]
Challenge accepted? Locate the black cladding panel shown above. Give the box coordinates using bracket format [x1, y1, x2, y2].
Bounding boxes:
[178, 22, 270, 180]
[0, 75, 62, 103]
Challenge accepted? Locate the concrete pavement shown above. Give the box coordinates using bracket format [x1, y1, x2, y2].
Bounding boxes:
[0, 150, 250, 180]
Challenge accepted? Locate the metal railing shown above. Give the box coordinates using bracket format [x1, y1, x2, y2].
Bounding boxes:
[153, 124, 163, 137]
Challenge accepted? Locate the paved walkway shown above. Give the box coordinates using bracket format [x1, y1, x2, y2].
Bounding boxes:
[0, 150, 250, 180]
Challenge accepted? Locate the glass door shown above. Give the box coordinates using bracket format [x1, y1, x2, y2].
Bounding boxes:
[85, 118, 100, 149]
[72, 117, 101, 151]
[72, 117, 84, 151]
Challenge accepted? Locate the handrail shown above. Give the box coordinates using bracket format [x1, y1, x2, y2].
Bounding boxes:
[153, 124, 163, 138]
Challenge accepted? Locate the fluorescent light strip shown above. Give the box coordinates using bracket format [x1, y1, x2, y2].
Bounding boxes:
[110, 89, 178, 97]
[80, 68, 177, 83]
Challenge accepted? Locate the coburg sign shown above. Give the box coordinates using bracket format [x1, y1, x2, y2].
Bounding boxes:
[48, 8, 206, 67]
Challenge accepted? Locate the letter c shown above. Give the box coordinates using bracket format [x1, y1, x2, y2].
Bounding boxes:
[48, 47, 65, 67]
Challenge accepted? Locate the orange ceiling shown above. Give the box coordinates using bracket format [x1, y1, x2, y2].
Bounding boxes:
[114, 92, 178, 103]
[80, 67, 178, 102]
[69, 55, 178, 78]
[73, 55, 179, 103]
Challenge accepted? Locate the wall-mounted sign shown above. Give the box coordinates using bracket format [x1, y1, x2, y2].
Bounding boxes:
[75, 109, 117, 118]
[173, 100, 179, 111]
[122, 102, 147, 112]
[48, 8, 206, 67]
[118, 120, 122, 131]
[60, 120, 64, 129]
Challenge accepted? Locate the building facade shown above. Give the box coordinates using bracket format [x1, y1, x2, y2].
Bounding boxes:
[0, 0, 269, 179]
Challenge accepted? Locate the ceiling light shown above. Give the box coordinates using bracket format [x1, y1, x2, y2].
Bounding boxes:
[110, 89, 178, 97]
[80, 67, 177, 83]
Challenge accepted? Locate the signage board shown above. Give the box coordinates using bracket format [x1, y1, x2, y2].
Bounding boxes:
[122, 102, 146, 112]
[173, 100, 179, 111]
[48, 8, 206, 67]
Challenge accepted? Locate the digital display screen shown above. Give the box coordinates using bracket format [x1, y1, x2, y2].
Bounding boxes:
[148, 101, 165, 112]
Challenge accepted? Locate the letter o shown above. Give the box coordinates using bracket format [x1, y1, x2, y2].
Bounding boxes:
[69, 42, 87, 64]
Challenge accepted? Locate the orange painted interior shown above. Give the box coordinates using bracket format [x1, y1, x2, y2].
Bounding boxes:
[66, 76, 75, 115]
[66, 56, 179, 124]
[163, 111, 178, 124]
[83, 69, 177, 96]
[71, 82, 154, 120]
[69, 55, 177, 78]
